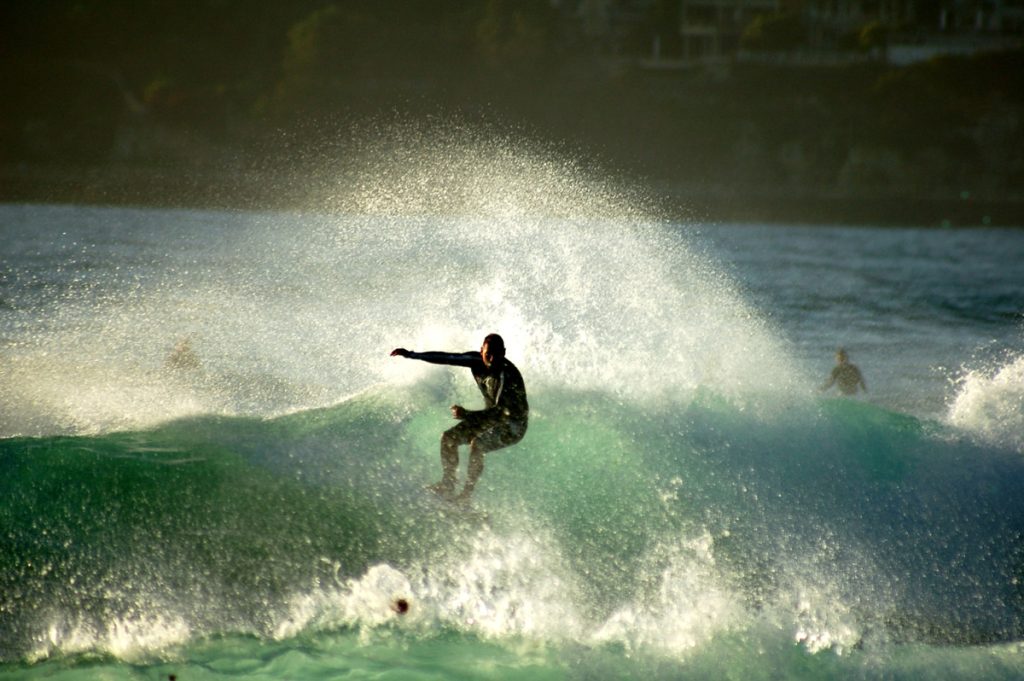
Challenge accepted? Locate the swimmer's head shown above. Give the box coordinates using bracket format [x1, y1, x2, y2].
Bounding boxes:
[391, 598, 410, 615]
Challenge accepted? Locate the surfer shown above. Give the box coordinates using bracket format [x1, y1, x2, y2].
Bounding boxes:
[821, 348, 867, 395]
[390, 333, 528, 502]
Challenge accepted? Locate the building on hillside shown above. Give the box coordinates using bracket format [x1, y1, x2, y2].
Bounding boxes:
[564, 0, 1022, 65]
[679, 0, 782, 60]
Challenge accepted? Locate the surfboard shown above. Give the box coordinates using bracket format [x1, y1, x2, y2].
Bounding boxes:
[424, 485, 491, 524]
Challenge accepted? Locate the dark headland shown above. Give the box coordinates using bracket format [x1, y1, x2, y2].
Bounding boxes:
[3, 2, 1022, 227]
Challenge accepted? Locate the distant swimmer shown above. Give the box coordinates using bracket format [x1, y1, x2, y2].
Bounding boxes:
[390, 333, 528, 502]
[821, 348, 867, 395]
[165, 336, 201, 371]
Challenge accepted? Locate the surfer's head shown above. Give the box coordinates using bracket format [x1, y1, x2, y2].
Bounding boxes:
[481, 333, 505, 368]
[836, 347, 849, 363]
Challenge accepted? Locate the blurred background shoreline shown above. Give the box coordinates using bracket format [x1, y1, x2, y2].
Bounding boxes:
[3, 161, 1020, 226]
[3, 1, 1022, 226]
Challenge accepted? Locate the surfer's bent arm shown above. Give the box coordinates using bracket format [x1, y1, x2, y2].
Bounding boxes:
[390, 349, 480, 368]
[459, 404, 507, 420]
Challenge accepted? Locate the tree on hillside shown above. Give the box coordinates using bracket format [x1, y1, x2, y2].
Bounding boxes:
[262, 5, 366, 118]
[740, 12, 806, 52]
[474, 0, 561, 76]
[858, 21, 888, 60]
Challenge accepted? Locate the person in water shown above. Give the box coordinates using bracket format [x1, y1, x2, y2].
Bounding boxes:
[821, 347, 867, 395]
[390, 333, 528, 502]
[165, 336, 201, 372]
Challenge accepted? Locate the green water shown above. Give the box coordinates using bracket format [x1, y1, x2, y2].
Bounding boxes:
[4, 385, 1024, 679]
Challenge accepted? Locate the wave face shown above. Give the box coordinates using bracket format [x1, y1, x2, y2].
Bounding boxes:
[948, 353, 1024, 452]
[3, 387, 1024, 668]
[2, 132, 1024, 678]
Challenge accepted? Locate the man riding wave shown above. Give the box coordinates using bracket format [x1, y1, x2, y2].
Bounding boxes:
[390, 333, 528, 502]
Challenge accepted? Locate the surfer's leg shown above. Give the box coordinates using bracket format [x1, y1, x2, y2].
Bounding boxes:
[459, 444, 485, 500]
[435, 420, 476, 496]
[455, 420, 526, 501]
[432, 431, 460, 496]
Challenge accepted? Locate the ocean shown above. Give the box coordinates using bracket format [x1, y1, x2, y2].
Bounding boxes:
[2, 147, 1024, 679]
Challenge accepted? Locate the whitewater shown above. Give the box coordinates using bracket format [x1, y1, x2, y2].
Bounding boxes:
[2, 135, 1024, 680]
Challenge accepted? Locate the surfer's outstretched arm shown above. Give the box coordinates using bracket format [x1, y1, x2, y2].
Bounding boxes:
[390, 348, 480, 368]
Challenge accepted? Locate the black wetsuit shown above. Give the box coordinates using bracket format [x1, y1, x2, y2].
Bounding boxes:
[404, 351, 528, 451]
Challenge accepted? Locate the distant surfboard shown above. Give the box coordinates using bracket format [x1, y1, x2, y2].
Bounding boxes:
[424, 485, 490, 525]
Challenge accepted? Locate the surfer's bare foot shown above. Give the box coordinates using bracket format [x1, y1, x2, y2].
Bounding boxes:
[427, 481, 455, 499]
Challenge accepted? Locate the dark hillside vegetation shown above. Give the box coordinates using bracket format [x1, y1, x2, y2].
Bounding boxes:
[2, 1, 1021, 224]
